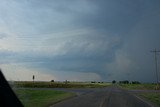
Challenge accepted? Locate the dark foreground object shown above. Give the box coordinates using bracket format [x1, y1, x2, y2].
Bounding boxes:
[0, 70, 23, 107]
[51, 86, 153, 107]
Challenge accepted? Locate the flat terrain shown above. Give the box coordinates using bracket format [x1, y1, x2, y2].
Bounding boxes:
[12, 81, 110, 88]
[12, 81, 110, 107]
[51, 85, 154, 107]
[119, 84, 159, 90]
[138, 93, 160, 107]
[14, 89, 74, 107]
[14, 83, 160, 107]
[120, 84, 160, 106]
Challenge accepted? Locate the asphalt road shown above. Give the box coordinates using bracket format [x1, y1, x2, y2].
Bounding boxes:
[50, 85, 154, 107]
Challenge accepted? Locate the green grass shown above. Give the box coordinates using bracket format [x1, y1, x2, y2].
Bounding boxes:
[12, 81, 110, 88]
[138, 93, 160, 107]
[119, 84, 160, 106]
[12, 82, 110, 107]
[119, 84, 158, 90]
[14, 89, 75, 107]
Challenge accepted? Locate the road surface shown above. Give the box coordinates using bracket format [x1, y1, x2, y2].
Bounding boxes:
[50, 85, 154, 107]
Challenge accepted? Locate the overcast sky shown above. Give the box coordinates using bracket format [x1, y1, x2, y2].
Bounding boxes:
[0, 0, 160, 82]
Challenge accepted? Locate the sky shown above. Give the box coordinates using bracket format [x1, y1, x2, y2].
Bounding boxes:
[0, 0, 160, 82]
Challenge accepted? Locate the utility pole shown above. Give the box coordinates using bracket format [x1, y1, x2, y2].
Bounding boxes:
[33, 75, 35, 82]
[151, 48, 160, 87]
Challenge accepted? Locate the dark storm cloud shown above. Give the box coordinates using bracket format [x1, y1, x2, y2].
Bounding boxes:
[0, 0, 160, 82]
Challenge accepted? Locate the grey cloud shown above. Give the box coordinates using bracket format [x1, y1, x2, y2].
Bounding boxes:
[105, 5, 160, 82]
[0, 33, 7, 39]
[0, 0, 160, 82]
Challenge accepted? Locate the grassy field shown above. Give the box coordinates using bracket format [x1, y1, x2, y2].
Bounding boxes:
[14, 89, 75, 107]
[10, 81, 110, 107]
[138, 93, 160, 107]
[119, 84, 160, 106]
[11, 81, 110, 88]
[118, 84, 159, 90]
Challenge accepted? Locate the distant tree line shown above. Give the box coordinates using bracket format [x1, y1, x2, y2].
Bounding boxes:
[112, 80, 141, 84]
[51, 80, 54, 82]
[131, 81, 141, 84]
[91, 81, 104, 83]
